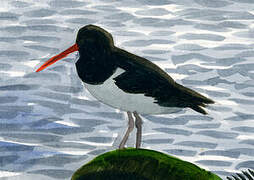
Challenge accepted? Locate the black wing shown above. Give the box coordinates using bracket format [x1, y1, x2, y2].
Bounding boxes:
[113, 48, 214, 114]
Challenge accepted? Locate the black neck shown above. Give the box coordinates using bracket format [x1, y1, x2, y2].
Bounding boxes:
[75, 49, 117, 85]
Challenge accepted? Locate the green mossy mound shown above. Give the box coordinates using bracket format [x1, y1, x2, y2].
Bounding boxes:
[72, 148, 222, 180]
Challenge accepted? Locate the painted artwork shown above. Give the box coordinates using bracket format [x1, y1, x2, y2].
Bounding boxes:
[0, 0, 254, 179]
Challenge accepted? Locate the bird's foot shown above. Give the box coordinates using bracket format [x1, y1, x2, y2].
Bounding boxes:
[119, 111, 134, 149]
[133, 111, 142, 149]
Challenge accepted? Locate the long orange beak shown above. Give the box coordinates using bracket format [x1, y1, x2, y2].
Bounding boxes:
[36, 43, 79, 72]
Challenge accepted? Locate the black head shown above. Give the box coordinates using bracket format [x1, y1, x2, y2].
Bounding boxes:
[74, 25, 117, 84]
[76, 25, 114, 55]
[35, 25, 115, 74]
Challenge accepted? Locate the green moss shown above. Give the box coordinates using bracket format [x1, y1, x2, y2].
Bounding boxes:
[72, 148, 222, 180]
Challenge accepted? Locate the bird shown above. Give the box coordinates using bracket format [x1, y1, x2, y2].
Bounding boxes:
[36, 24, 214, 149]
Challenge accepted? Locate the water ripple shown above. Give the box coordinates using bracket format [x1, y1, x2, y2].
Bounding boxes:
[48, 0, 87, 8]
[194, 0, 232, 8]
[179, 33, 225, 41]
[0, 12, 20, 21]
[164, 149, 197, 156]
[175, 141, 217, 149]
[23, 9, 57, 18]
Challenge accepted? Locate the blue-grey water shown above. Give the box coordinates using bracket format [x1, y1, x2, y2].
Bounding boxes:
[0, 0, 254, 179]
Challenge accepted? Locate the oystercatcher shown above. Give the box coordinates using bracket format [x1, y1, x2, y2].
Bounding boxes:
[36, 25, 214, 149]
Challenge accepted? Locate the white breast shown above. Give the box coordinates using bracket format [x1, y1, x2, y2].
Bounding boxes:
[83, 68, 180, 115]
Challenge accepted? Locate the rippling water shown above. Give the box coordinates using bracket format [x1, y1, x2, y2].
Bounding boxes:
[1, 0, 254, 179]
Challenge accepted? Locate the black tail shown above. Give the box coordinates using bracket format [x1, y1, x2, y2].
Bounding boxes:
[175, 83, 215, 115]
[190, 98, 214, 115]
[191, 104, 208, 115]
[227, 169, 254, 180]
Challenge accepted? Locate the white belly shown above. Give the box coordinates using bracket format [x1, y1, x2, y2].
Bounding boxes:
[83, 68, 180, 115]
